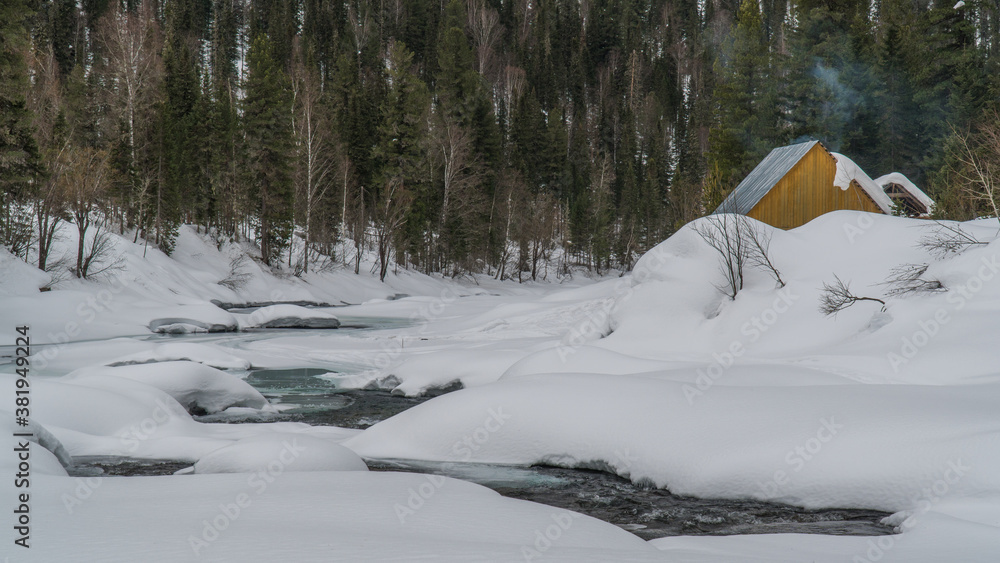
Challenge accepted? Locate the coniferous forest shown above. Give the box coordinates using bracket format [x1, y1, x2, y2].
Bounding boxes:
[1, 0, 999, 280]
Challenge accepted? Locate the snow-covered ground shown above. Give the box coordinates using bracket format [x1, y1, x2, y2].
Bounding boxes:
[3, 211, 1000, 561]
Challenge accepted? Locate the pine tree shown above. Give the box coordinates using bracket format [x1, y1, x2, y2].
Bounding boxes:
[0, 0, 41, 255]
[244, 33, 295, 266]
[1, 0, 42, 202]
[373, 41, 429, 277]
[160, 38, 202, 252]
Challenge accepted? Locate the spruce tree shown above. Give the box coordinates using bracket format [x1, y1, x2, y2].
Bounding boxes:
[374, 41, 429, 272]
[707, 0, 780, 199]
[245, 33, 295, 266]
[1, 0, 42, 201]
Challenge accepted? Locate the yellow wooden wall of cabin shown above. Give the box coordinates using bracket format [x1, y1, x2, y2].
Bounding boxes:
[746, 144, 884, 230]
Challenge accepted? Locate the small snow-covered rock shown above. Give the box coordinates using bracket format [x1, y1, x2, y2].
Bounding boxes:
[65, 361, 269, 414]
[241, 304, 341, 329]
[105, 342, 251, 370]
[193, 434, 368, 473]
[149, 318, 236, 333]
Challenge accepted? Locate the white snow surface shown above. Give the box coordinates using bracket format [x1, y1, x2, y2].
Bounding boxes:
[103, 342, 252, 369]
[832, 152, 895, 214]
[193, 433, 369, 473]
[4, 212, 1000, 561]
[236, 303, 340, 328]
[64, 361, 270, 414]
[875, 171, 936, 214]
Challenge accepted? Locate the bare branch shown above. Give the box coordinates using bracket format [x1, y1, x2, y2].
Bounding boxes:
[694, 213, 746, 300]
[918, 220, 987, 258]
[741, 216, 785, 288]
[880, 263, 946, 297]
[819, 275, 886, 316]
[217, 253, 252, 291]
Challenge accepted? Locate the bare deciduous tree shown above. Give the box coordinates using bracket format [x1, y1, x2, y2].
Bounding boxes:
[819, 275, 886, 316]
[493, 169, 526, 280]
[945, 114, 1000, 227]
[694, 212, 746, 299]
[466, 0, 502, 81]
[742, 217, 784, 288]
[26, 45, 68, 271]
[96, 1, 162, 227]
[374, 179, 411, 282]
[291, 57, 334, 274]
[695, 211, 785, 298]
[60, 147, 116, 278]
[519, 192, 558, 281]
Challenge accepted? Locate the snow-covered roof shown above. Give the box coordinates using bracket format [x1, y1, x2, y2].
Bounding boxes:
[831, 152, 895, 215]
[875, 172, 935, 215]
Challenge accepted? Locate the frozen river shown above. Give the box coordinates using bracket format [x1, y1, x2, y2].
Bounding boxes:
[57, 313, 892, 540]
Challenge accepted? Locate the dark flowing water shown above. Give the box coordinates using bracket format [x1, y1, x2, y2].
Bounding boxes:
[367, 460, 892, 539]
[68, 361, 894, 540]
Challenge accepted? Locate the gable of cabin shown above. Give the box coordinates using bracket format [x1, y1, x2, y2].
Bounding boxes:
[744, 142, 883, 229]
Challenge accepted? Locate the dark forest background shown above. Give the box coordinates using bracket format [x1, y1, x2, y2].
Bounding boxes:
[2, 0, 999, 281]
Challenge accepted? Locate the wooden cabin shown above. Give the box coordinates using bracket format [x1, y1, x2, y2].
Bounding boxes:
[713, 140, 894, 230]
[876, 173, 934, 218]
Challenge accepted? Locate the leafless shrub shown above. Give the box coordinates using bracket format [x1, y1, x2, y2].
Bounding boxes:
[819, 275, 886, 316]
[742, 218, 785, 288]
[217, 253, 252, 291]
[918, 221, 987, 258]
[80, 223, 126, 280]
[880, 263, 946, 297]
[1, 204, 35, 261]
[694, 212, 785, 299]
[694, 213, 746, 300]
[40, 254, 75, 289]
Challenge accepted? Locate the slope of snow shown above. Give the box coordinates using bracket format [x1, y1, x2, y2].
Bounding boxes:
[0, 247, 51, 295]
[0, 222, 591, 345]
